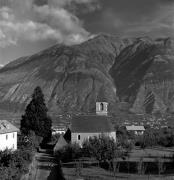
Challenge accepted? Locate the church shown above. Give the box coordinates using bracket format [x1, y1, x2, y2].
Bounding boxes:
[68, 101, 116, 146]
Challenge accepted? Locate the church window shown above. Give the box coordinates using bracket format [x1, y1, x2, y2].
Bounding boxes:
[78, 135, 81, 140]
[100, 103, 104, 111]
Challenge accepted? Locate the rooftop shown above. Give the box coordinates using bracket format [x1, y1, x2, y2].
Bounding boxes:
[126, 125, 145, 131]
[0, 120, 19, 134]
[54, 135, 68, 151]
[70, 115, 115, 133]
[96, 86, 108, 102]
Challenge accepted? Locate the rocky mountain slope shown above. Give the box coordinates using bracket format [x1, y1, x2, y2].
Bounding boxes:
[0, 34, 174, 115]
[110, 37, 174, 114]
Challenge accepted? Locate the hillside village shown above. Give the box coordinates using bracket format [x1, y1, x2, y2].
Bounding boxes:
[2, 0, 174, 179]
[0, 87, 174, 180]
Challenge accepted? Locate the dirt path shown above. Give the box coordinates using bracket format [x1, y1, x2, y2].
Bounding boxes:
[34, 152, 57, 180]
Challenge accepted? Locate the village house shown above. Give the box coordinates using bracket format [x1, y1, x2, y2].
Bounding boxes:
[51, 125, 67, 135]
[0, 120, 19, 151]
[126, 125, 145, 135]
[68, 101, 116, 146]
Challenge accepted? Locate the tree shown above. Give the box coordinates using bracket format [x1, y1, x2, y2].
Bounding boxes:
[20, 86, 52, 140]
[140, 129, 157, 148]
[137, 158, 148, 175]
[156, 157, 166, 176]
[47, 163, 65, 180]
[82, 135, 122, 163]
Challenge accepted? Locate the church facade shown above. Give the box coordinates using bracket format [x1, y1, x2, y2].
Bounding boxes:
[69, 101, 116, 146]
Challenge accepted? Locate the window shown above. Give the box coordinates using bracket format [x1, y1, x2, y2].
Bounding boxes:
[13, 133, 15, 138]
[12, 144, 14, 149]
[100, 103, 104, 111]
[6, 134, 8, 140]
[77, 135, 80, 140]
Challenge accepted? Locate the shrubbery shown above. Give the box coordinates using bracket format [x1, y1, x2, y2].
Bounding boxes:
[56, 135, 124, 164]
[0, 130, 40, 180]
[116, 125, 174, 148]
[55, 143, 82, 162]
[83, 135, 123, 163]
[0, 149, 33, 180]
[135, 127, 174, 148]
[18, 130, 43, 151]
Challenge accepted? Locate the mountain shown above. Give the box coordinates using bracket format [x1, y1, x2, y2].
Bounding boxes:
[0, 34, 174, 116]
[0, 34, 133, 115]
[110, 37, 174, 114]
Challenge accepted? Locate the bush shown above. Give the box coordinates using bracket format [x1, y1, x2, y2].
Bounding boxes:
[0, 150, 13, 167]
[136, 129, 157, 148]
[18, 131, 43, 151]
[0, 148, 34, 180]
[0, 166, 19, 180]
[47, 163, 65, 180]
[82, 135, 122, 163]
[55, 143, 82, 162]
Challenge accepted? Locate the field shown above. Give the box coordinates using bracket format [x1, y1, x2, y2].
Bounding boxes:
[129, 147, 174, 159]
[63, 167, 174, 180]
[62, 147, 174, 180]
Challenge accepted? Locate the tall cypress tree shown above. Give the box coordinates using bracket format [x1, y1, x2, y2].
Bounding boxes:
[20, 86, 52, 139]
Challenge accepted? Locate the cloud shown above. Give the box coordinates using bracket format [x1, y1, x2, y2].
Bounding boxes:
[123, 4, 174, 37]
[0, 0, 99, 48]
[1, 0, 174, 49]
[88, 0, 174, 37]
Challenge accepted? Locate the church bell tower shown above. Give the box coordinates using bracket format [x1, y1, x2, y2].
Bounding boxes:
[96, 102, 108, 116]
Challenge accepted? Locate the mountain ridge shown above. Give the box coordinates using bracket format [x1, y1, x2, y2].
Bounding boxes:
[0, 34, 174, 117]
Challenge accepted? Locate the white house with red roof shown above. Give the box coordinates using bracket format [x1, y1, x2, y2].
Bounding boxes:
[0, 120, 19, 151]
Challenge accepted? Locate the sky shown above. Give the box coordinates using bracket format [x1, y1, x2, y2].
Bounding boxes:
[0, 0, 174, 65]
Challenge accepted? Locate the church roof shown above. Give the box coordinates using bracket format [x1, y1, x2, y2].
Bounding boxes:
[70, 115, 115, 133]
[0, 120, 19, 134]
[96, 86, 108, 102]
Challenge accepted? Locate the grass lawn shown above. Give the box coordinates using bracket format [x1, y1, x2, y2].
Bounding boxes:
[63, 166, 174, 180]
[63, 166, 120, 180]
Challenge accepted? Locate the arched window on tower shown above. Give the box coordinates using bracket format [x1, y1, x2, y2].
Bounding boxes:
[100, 103, 104, 111]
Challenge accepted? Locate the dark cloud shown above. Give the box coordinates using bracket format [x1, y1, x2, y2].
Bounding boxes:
[34, 0, 48, 6]
[81, 0, 174, 37]
[1, 0, 174, 65]
[100, 0, 171, 22]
